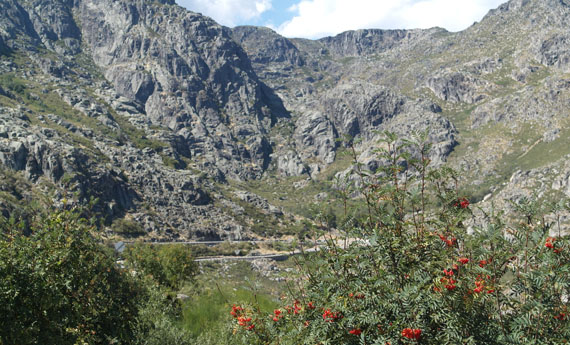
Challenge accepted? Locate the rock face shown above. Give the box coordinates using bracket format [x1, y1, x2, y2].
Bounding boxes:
[26, 0, 81, 54]
[275, 151, 307, 177]
[294, 110, 337, 166]
[233, 190, 282, 216]
[537, 34, 570, 71]
[75, 0, 289, 180]
[0, 0, 38, 47]
[318, 29, 411, 57]
[0, 106, 137, 218]
[0, 0, 569, 238]
[231, 26, 304, 66]
[0, 0, 287, 239]
[427, 73, 487, 104]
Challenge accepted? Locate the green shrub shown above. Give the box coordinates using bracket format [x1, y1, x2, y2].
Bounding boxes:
[123, 243, 198, 290]
[0, 209, 195, 345]
[0, 73, 26, 95]
[182, 286, 277, 339]
[227, 132, 570, 345]
[0, 210, 144, 345]
[112, 217, 145, 236]
[133, 279, 194, 345]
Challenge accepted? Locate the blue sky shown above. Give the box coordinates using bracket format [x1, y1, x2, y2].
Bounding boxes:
[176, 0, 507, 39]
[244, 0, 297, 28]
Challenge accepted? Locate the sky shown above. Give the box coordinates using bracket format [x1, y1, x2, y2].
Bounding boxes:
[176, 0, 507, 39]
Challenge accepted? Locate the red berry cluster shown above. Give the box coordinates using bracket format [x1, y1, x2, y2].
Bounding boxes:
[294, 300, 302, 314]
[348, 292, 365, 299]
[440, 269, 457, 291]
[230, 305, 255, 331]
[545, 237, 561, 253]
[273, 300, 314, 322]
[349, 328, 362, 335]
[401, 328, 421, 340]
[435, 258, 498, 294]
[453, 197, 470, 209]
[478, 258, 491, 268]
[238, 316, 254, 330]
[307, 301, 316, 310]
[458, 257, 469, 265]
[438, 233, 457, 247]
[272, 309, 283, 322]
[472, 275, 494, 294]
[230, 304, 243, 318]
[322, 308, 342, 322]
[283, 300, 302, 315]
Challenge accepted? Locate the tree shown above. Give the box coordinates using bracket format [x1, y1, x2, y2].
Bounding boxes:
[228, 132, 570, 345]
[123, 243, 198, 290]
[0, 208, 196, 345]
[0, 209, 144, 344]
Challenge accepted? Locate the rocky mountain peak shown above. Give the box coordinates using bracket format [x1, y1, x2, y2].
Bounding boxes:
[317, 28, 427, 57]
[231, 26, 304, 66]
[481, 0, 570, 24]
[1, 0, 569, 240]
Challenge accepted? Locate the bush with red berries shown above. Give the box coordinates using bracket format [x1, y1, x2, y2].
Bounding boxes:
[229, 132, 570, 344]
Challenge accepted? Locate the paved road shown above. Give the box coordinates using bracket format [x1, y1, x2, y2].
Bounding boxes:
[123, 239, 307, 245]
[116, 240, 324, 262]
[194, 247, 320, 262]
[195, 253, 293, 262]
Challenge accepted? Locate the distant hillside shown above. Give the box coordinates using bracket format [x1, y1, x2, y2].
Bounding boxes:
[0, 0, 568, 239]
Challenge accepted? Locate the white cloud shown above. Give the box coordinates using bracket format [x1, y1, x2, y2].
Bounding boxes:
[287, 4, 299, 12]
[278, 0, 506, 39]
[177, 0, 272, 27]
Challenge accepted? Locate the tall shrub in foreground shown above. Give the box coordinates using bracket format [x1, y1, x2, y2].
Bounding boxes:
[123, 242, 198, 290]
[0, 208, 194, 345]
[229, 133, 570, 345]
[0, 209, 143, 344]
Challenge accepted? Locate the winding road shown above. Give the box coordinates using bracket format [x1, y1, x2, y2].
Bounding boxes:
[116, 239, 324, 262]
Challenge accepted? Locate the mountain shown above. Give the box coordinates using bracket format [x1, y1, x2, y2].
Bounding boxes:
[0, 0, 568, 240]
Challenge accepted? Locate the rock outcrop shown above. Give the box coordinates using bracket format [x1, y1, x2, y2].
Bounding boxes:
[0, 0, 569, 238]
[231, 26, 304, 66]
[319, 29, 416, 57]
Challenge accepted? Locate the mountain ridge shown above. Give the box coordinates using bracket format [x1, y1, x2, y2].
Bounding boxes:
[0, 0, 569, 239]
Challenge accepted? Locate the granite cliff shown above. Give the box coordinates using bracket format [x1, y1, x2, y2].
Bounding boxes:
[0, 0, 568, 239]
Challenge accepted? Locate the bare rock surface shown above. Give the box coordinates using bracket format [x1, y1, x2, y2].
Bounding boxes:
[0, 0, 569, 238]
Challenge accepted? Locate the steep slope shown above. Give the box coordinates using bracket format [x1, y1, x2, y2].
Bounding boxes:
[232, 0, 570, 211]
[76, 0, 291, 180]
[232, 25, 457, 177]
[0, 0, 291, 240]
[0, 0, 569, 239]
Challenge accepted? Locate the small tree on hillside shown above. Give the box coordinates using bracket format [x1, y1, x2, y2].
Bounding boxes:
[228, 132, 570, 345]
